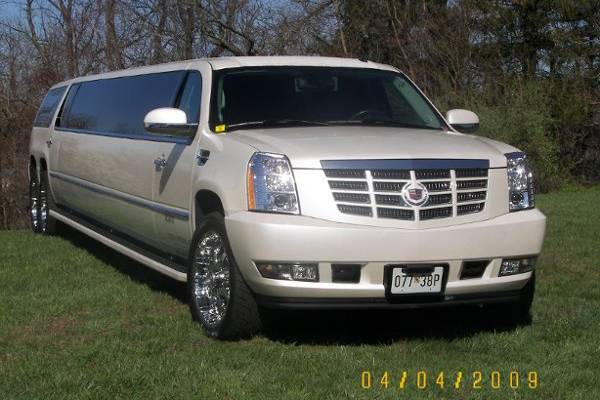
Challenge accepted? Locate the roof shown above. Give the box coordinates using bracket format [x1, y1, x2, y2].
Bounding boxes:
[52, 56, 398, 89]
[205, 56, 397, 71]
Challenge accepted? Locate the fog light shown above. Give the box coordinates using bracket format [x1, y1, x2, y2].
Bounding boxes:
[291, 264, 318, 281]
[256, 263, 319, 282]
[499, 257, 536, 277]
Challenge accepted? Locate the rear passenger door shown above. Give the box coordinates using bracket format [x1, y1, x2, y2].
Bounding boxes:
[52, 70, 187, 250]
[151, 70, 203, 258]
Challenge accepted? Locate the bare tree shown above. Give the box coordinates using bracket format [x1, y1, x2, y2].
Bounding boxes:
[105, 0, 122, 70]
[174, 0, 197, 59]
[0, 0, 598, 228]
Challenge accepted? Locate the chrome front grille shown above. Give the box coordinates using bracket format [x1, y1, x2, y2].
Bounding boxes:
[338, 204, 372, 216]
[333, 192, 370, 203]
[325, 166, 489, 222]
[329, 180, 368, 191]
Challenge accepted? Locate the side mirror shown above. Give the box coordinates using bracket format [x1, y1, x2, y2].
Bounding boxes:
[144, 107, 198, 137]
[446, 109, 479, 133]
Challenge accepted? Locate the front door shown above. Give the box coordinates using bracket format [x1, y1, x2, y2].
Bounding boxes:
[152, 70, 204, 258]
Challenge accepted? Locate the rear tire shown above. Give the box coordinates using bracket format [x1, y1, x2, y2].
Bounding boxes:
[187, 212, 261, 339]
[29, 170, 41, 233]
[39, 170, 58, 235]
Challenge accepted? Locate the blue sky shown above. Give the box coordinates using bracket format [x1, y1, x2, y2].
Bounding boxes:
[0, 1, 22, 19]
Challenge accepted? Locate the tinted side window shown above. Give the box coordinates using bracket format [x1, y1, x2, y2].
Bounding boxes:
[177, 72, 201, 123]
[64, 71, 185, 135]
[34, 86, 67, 127]
[56, 84, 80, 128]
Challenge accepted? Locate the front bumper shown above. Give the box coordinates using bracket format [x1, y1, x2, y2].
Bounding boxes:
[225, 209, 546, 306]
[255, 289, 526, 310]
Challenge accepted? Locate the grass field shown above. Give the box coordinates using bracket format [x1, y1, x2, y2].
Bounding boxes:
[1, 187, 599, 399]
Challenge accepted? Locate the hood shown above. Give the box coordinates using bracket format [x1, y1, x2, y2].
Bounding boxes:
[230, 126, 516, 169]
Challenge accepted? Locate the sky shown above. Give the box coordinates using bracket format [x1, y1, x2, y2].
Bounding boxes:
[0, 1, 22, 20]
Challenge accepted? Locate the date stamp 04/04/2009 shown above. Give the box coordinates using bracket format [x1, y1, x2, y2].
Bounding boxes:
[360, 370, 539, 391]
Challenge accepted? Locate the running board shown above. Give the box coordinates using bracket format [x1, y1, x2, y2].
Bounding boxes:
[50, 210, 187, 282]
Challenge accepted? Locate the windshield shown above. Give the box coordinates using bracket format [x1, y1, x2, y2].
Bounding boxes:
[209, 67, 446, 132]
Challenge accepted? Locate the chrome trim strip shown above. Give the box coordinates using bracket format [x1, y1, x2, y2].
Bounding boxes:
[320, 159, 490, 170]
[144, 123, 198, 136]
[50, 209, 187, 281]
[54, 127, 193, 145]
[50, 172, 189, 220]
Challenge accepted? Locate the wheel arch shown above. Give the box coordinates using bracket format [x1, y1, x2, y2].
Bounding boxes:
[39, 158, 48, 172]
[194, 189, 225, 230]
[29, 156, 38, 180]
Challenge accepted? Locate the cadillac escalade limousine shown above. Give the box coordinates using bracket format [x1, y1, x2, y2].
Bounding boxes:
[28, 56, 546, 339]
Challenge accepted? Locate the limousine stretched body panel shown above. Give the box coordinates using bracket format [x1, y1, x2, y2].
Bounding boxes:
[28, 56, 546, 339]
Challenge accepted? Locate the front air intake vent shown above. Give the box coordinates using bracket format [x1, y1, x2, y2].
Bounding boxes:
[457, 191, 486, 202]
[373, 181, 406, 192]
[456, 168, 488, 178]
[324, 169, 366, 178]
[377, 207, 414, 220]
[423, 181, 451, 192]
[457, 202, 485, 215]
[424, 193, 452, 206]
[333, 192, 370, 204]
[372, 169, 411, 179]
[460, 260, 489, 279]
[329, 181, 368, 191]
[375, 194, 405, 206]
[331, 264, 362, 283]
[337, 204, 372, 216]
[457, 180, 487, 190]
[415, 169, 450, 179]
[420, 207, 452, 220]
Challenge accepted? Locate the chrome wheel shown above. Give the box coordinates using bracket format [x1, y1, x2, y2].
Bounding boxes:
[29, 175, 40, 231]
[39, 175, 49, 232]
[191, 231, 231, 329]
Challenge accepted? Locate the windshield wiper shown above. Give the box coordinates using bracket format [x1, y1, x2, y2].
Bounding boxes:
[328, 119, 439, 130]
[226, 119, 330, 132]
[224, 118, 438, 132]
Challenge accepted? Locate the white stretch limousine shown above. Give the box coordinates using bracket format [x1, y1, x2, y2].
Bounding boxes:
[29, 57, 546, 339]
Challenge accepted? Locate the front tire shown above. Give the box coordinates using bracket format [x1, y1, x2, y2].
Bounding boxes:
[187, 212, 261, 339]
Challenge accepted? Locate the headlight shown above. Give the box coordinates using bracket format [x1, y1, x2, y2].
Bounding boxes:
[247, 152, 299, 214]
[506, 152, 534, 211]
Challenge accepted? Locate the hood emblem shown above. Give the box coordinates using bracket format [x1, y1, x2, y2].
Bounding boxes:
[402, 181, 429, 206]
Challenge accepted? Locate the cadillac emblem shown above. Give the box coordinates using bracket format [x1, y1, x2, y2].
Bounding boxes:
[401, 181, 429, 206]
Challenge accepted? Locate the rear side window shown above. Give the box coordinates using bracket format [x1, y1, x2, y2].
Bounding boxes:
[63, 71, 185, 135]
[34, 86, 67, 127]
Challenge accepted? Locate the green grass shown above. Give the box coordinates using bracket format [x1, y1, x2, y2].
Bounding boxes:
[1, 188, 600, 399]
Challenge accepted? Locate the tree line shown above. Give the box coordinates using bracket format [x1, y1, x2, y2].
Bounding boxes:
[1, 0, 598, 229]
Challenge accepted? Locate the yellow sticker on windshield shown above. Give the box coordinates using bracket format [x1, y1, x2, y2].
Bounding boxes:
[215, 124, 226, 133]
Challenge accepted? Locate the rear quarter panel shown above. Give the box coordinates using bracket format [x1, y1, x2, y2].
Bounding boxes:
[28, 85, 70, 181]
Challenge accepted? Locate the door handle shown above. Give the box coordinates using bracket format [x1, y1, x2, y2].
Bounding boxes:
[154, 155, 167, 170]
[196, 149, 210, 166]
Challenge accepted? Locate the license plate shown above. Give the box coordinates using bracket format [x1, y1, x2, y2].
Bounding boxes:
[389, 266, 444, 295]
